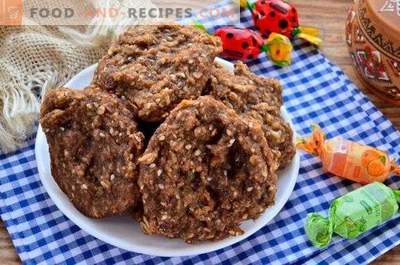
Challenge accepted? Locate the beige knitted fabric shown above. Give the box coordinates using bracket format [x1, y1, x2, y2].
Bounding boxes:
[0, 26, 110, 152]
[0, 0, 158, 153]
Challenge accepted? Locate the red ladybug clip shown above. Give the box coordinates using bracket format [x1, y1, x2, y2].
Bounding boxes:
[246, 0, 322, 46]
[215, 27, 293, 66]
[194, 22, 293, 66]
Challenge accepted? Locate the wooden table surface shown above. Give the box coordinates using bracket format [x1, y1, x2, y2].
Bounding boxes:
[1, 0, 399, 264]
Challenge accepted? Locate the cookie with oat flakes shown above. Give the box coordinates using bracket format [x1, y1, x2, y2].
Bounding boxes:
[138, 96, 278, 242]
[207, 62, 295, 169]
[40, 87, 144, 218]
[93, 24, 222, 122]
[207, 61, 283, 111]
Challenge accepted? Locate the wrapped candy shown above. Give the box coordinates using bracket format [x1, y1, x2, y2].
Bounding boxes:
[214, 26, 293, 66]
[297, 125, 400, 184]
[305, 182, 400, 248]
[246, 0, 322, 46]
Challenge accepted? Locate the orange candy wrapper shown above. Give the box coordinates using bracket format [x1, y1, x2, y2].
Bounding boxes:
[297, 125, 400, 184]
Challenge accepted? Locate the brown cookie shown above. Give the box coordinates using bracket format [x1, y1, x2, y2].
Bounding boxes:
[208, 61, 283, 111]
[40, 87, 144, 218]
[244, 103, 295, 169]
[93, 24, 222, 122]
[138, 96, 278, 242]
[208, 62, 295, 169]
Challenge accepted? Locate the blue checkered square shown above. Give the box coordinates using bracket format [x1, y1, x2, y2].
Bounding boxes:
[1, 2, 400, 265]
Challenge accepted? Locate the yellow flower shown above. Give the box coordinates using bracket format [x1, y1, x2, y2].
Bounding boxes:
[265, 33, 293, 67]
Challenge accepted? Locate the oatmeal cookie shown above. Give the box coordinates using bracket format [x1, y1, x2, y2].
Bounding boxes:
[40, 87, 145, 218]
[244, 103, 295, 169]
[208, 62, 295, 169]
[94, 24, 222, 122]
[208, 61, 283, 111]
[138, 96, 278, 242]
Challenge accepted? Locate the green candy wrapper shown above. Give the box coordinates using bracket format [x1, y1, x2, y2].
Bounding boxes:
[305, 182, 400, 248]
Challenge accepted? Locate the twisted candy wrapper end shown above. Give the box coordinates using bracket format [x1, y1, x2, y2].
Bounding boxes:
[392, 160, 400, 176]
[394, 189, 400, 203]
[192, 21, 207, 32]
[296, 124, 325, 156]
[295, 26, 323, 46]
[305, 213, 333, 248]
[231, 0, 249, 8]
[241, 0, 249, 8]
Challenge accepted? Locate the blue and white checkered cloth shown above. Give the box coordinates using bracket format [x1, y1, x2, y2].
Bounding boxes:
[1, 4, 400, 265]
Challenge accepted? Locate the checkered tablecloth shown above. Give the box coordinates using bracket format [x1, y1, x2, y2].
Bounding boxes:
[1, 4, 400, 265]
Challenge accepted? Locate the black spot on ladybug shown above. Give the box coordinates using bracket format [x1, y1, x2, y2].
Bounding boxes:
[279, 19, 289, 29]
[248, 54, 254, 60]
[242, 42, 249, 49]
[261, 0, 266, 4]
[259, 11, 265, 16]
[227, 32, 234, 39]
[270, 11, 276, 17]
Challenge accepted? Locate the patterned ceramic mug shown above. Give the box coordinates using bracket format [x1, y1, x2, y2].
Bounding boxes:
[346, 0, 400, 104]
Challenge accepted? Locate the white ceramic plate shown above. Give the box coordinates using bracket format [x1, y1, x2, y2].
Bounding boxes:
[35, 58, 300, 257]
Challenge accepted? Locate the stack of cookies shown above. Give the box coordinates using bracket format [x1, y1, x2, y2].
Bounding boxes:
[40, 24, 295, 243]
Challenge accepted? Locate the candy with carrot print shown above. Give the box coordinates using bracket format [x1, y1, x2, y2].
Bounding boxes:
[297, 125, 400, 184]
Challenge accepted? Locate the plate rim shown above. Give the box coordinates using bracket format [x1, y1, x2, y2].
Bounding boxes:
[35, 58, 300, 257]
